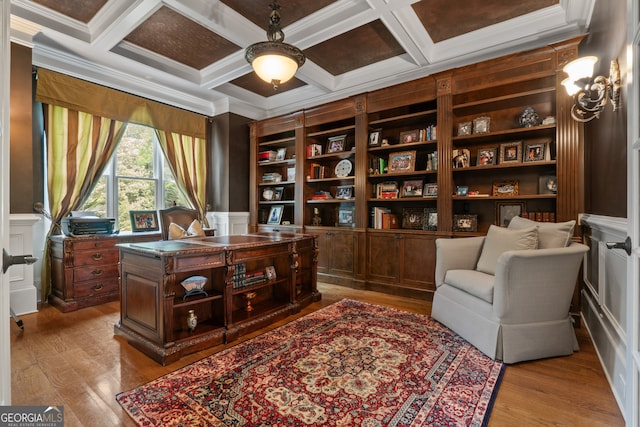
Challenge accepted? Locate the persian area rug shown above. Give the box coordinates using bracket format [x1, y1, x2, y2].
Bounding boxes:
[117, 299, 504, 426]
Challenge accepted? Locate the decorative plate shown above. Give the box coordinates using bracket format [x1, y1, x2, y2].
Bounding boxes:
[519, 107, 540, 127]
[334, 159, 352, 177]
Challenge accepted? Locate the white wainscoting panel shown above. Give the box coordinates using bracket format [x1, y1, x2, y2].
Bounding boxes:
[580, 214, 628, 415]
[206, 212, 249, 236]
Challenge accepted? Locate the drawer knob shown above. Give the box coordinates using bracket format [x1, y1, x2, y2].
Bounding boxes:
[91, 268, 103, 276]
[92, 283, 104, 291]
[92, 253, 103, 260]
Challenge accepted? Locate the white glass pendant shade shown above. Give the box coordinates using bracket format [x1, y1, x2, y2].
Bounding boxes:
[563, 56, 598, 81]
[252, 54, 298, 84]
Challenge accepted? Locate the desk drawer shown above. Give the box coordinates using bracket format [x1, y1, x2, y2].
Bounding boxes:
[74, 277, 119, 298]
[68, 239, 117, 251]
[73, 264, 119, 282]
[73, 249, 118, 267]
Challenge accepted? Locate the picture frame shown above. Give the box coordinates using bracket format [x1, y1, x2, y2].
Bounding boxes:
[456, 185, 469, 196]
[273, 186, 284, 201]
[267, 205, 284, 225]
[262, 187, 275, 201]
[492, 180, 519, 197]
[336, 206, 354, 227]
[453, 214, 478, 232]
[275, 147, 287, 161]
[452, 148, 470, 168]
[499, 141, 522, 163]
[539, 175, 557, 194]
[457, 121, 472, 136]
[423, 183, 438, 198]
[473, 116, 491, 134]
[495, 201, 526, 227]
[129, 210, 159, 232]
[402, 179, 423, 197]
[388, 150, 416, 173]
[423, 208, 438, 231]
[399, 129, 420, 144]
[335, 185, 354, 200]
[524, 142, 547, 162]
[402, 208, 425, 230]
[327, 135, 347, 153]
[368, 129, 383, 147]
[287, 167, 296, 182]
[476, 147, 497, 166]
[265, 265, 277, 280]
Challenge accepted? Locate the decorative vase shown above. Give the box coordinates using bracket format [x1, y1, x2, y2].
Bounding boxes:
[186, 309, 198, 332]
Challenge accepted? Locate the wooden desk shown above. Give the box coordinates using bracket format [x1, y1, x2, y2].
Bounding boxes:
[114, 233, 320, 364]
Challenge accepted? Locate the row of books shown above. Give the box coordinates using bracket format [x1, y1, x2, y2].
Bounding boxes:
[418, 125, 437, 142]
[306, 144, 323, 157]
[309, 163, 326, 179]
[371, 207, 399, 229]
[522, 211, 556, 222]
[232, 263, 266, 289]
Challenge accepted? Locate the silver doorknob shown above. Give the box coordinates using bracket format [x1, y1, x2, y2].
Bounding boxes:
[2, 249, 38, 274]
[605, 236, 632, 256]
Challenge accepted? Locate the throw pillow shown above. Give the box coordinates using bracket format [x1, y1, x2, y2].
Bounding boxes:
[508, 216, 575, 249]
[476, 225, 538, 275]
[168, 220, 205, 240]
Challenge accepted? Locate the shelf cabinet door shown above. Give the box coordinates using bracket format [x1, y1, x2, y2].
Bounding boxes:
[314, 228, 355, 277]
[367, 232, 400, 283]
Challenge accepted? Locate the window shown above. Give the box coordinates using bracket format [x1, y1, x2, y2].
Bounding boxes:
[81, 123, 190, 231]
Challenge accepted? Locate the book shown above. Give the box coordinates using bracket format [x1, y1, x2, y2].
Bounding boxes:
[373, 207, 391, 229]
[381, 212, 399, 229]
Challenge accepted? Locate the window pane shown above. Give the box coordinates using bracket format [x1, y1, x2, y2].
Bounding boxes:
[79, 176, 107, 217]
[117, 125, 154, 178]
[165, 180, 191, 208]
[118, 178, 156, 231]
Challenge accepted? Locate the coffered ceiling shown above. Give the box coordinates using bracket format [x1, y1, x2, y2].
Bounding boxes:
[9, 0, 595, 120]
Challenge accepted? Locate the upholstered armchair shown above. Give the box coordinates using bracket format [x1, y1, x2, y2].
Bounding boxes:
[159, 206, 204, 240]
[431, 217, 589, 364]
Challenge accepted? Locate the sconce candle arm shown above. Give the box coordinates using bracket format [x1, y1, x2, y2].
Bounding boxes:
[565, 58, 621, 123]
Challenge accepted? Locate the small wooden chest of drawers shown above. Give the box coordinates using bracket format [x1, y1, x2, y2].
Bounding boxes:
[49, 234, 159, 312]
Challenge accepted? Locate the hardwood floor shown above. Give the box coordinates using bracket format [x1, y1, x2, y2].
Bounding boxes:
[10, 283, 623, 426]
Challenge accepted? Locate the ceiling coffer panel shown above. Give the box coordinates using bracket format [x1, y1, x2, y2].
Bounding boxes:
[123, 6, 241, 71]
[32, 0, 107, 23]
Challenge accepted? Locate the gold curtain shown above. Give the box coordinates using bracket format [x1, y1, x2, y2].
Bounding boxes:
[156, 130, 209, 226]
[42, 105, 126, 300]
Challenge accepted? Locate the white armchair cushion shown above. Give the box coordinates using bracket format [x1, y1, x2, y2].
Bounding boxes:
[443, 269, 495, 303]
[508, 216, 575, 248]
[476, 225, 538, 275]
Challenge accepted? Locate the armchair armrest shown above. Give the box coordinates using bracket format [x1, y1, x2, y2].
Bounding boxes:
[435, 236, 485, 287]
[492, 243, 588, 322]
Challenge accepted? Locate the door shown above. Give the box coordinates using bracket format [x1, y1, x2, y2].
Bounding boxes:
[0, 0, 11, 405]
[627, 0, 640, 424]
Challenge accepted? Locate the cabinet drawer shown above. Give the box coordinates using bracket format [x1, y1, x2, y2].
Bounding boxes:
[73, 264, 119, 282]
[74, 277, 119, 298]
[73, 249, 118, 267]
[68, 239, 117, 251]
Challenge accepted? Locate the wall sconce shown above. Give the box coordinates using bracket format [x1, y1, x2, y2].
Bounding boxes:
[561, 56, 621, 122]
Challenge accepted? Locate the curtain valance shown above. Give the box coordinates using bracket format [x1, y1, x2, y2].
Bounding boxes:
[35, 68, 206, 138]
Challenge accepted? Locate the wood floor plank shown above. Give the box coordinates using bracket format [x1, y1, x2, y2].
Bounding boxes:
[10, 283, 624, 427]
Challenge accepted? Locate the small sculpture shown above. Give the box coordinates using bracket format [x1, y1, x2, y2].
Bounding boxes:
[519, 107, 540, 127]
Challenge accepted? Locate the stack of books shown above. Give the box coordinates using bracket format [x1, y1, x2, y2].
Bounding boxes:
[259, 150, 277, 162]
[311, 191, 332, 200]
[261, 172, 282, 183]
[232, 263, 267, 289]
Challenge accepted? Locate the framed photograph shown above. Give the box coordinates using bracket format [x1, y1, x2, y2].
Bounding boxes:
[539, 175, 557, 194]
[267, 205, 284, 225]
[273, 186, 284, 201]
[453, 214, 478, 232]
[336, 185, 354, 200]
[399, 129, 420, 144]
[327, 135, 347, 153]
[457, 121, 472, 136]
[456, 186, 469, 196]
[473, 116, 491, 134]
[262, 187, 276, 201]
[423, 208, 438, 231]
[423, 183, 438, 197]
[369, 129, 382, 147]
[287, 167, 296, 182]
[452, 148, 470, 168]
[129, 210, 159, 232]
[388, 150, 416, 173]
[402, 208, 425, 229]
[524, 142, 547, 162]
[496, 202, 526, 227]
[476, 147, 497, 166]
[402, 180, 423, 197]
[499, 141, 522, 164]
[337, 207, 354, 227]
[265, 265, 277, 280]
[275, 147, 287, 161]
[492, 180, 519, 197]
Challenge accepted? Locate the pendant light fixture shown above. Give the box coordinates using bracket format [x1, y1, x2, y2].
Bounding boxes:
[245, 1, 305, 90]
